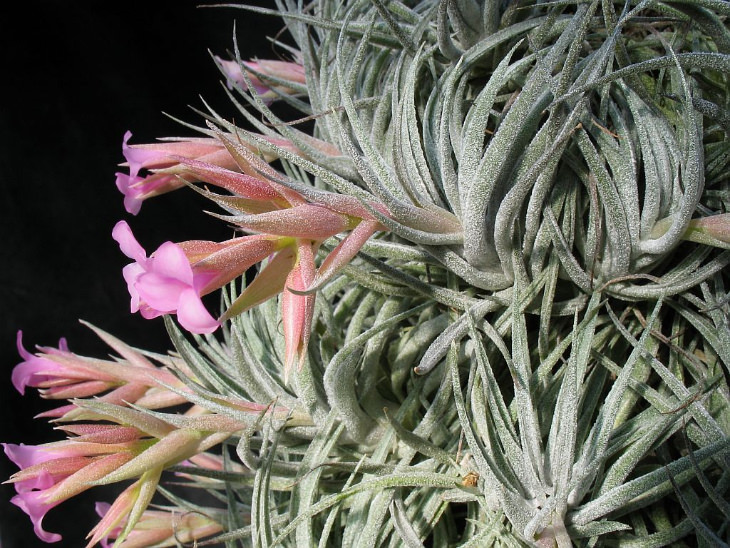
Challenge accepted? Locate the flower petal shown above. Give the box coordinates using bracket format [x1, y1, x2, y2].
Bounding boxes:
[135, 272, 188, 313]
[115, 173, 144, 215]
[112, 221, 147, 264]
[176, 288, 219, 334]
[12, 333, 63, 394]
[122, 131, 168, 177]
[3, 443, 59, 470]
[139, 304, 165, 320]
[151, 242, 194, 285]
[11, 491, 62, 543]
[122, 263, 145, 312]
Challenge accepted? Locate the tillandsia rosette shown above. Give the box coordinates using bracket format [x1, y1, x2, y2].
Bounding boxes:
[4, 0, 730, 546]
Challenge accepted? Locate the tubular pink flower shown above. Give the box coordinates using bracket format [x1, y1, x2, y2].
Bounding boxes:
[152, 158, 388, 374]
[11, 328, 188, 416]
[11, 332, 70, 395]
[116, 131, 239, 215]
[244, 59, 306, 85]
[216, 57, 268, 94]
[115, 172, 178, 215]
[113, 221, 219, 333]
[3, 442, 85, 542]
[4, 404, 235, 545]
[113, 221, 284, 334]
[3, 443, 80, 490]
[10, 487, 64, 542]
[112, 132, 390, 371]
[10, 332, 138, 411]
[122, 134, 230, 177]
[3, 437, 140, 544]
[116, 129, 336, 215]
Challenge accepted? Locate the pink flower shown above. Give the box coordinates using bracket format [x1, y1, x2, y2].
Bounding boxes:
[3, 409, 236, 544]
[10, 328, 191, 417]
[113, 221, 219, 333]
[113, 221, 283, 334]
[3, 402, 238, 545]
[2, 432, 141, 543]
[113, 129, 390, 376]
[114, 214, 322, 373]
[115, 131, 238, 215]
[11, 332, 72, 396]
[214, 56, 305, 102]
[158, 144, 390, 372]
[115, 130, 327, 215]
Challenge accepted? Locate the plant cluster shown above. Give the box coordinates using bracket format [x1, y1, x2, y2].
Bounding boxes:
[4, 0, 730, 546]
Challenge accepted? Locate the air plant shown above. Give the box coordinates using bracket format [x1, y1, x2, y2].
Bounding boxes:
[5, 0, 730, 546]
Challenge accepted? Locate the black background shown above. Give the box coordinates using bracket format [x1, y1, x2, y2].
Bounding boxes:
[0, 2, 285, 545]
